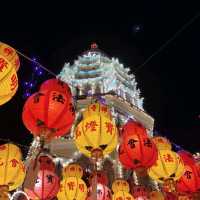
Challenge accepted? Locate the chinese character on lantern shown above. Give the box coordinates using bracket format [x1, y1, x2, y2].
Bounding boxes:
[67, 181, 75, 190]
[144, 138, 152, 148]
[4, 47, 14, 56]
[10, 159, 19, 167]
[79, 183, 85, 192]
[0, 58, 8, 72]
[163, 154, 174, 162]
[128, 139, 138, 148]
[91, 104, 96, 111]
[184, 170, 192, 179]
[85, 121, 98, 131]
[10, 74, 18, 91]
[52, 93, 65, 104]
[105, 122, 113, 135]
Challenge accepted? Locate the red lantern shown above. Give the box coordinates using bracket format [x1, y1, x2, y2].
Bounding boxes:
[38, 155, 55, 172]
[22, 91, 75, 139]
[25, 170, 60, 200]
[119, 125, 157, 170]
[89, 170, 109, 186]
[40, 78, 71, 94]
[87, 183, 112, 200]
[177, 164, 200, 193]
[131, 185, 148, 198]
[121, 120, 148, 138]
[178, 151, 196, 165]
[164, 192, 177, 200]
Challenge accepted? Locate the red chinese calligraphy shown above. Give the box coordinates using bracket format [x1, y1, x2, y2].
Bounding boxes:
[3, 47, 14, 56]
[10, 159, 19, 167]
[101, 106, 107, 113]
[0, 58, 8, 72]
[116, 197, 123, 200]
[0, 158, 4, 166]
[91, 104, 96, 111]
[163, 154, 174, 163]
[67, 181, 75, 190]
[10, 74, 18, 91]
[105, 122, 113, 135]
[79, 183, 85, 192]
[76, 130, 82, 139]
[85, 121, 98, 131]
[70, 166, 75, 171]
[126, 197, 131, 200]
[0, 145, 6, 151]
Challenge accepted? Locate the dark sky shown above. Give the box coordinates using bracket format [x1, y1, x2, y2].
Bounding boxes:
[0, 1, 200, 153]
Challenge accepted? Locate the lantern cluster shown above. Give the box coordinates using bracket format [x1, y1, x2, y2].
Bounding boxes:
[57, 163, 87, 200]
[0, 42, 20, 105]
[75, 102, 118, 160]
[112, 179, 135, 200]
[119, 121, 158, 170]
[0, 143, 26, 197]
[25, 155, 60, 200]
[22, 78, 75, 140]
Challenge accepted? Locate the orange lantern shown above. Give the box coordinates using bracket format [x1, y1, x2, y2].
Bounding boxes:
[40, 78, 72, 94]
[22, 91, 75, 139]
[0, 55, 18, 106]
[0, 144, 25, 191]
[120, 120, 148, 138]
[119, 121, 157, 170]
[152, 136, 172, 150]
[63, 163, 83, 178]
[112, 191, 135, 200]
[149, 191, 164, 200]
[112, 179, 130, 193]
[75, 102, 118, 159]
[57, 177, 87, 200]
[0, 42, 20, 71]
[25, 169, 60, 200]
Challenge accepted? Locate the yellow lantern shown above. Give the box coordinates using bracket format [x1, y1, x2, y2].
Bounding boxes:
[148, 191, 164, 200]
[152, 136, 172, 150]
[63, 163, 83, 178]
[0, 55, 18, 105]
[112, 179, 130, 193]
[57, 177, 87, 200]
[112, 191, 135, 200]
[0, 143, 22, 160]
[75, 103, 118, 158]
[82, 102, 112, 119]
[0, 150, 25, 191]
[0, 42, 20, 71]
[148, 149, 185, 183]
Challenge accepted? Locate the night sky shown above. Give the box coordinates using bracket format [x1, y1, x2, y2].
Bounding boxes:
[0, 1, 200, 153]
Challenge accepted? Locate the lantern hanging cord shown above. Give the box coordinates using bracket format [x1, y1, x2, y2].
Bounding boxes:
[15, 49, 58, 77]
[134, 12, 200, 73]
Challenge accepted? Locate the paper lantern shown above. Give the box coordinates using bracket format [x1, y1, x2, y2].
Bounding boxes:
[177, 164, 200, 193]
[112, 191, 135, 200]
[87, 183, 112, 200]
[152, 136, 172, 150]
[82, 102, 112, 119]
[22, 91, 75, 139]
[177, 194, 192, 200]
[164, 192, 177, 200]
[119, 130, 157, 170]
[131, 185, 148, 198]
[89, 170, 109, 186]
[25, 170, 60, 200]
[57, 177, 87, 200]
[178, 151, 196, 165]
[112, 179, 130, 193]
[63, 163, 83, 178]
[38, 155, 55, 171]
[0, 42, 20, 71]
[0, 143, 22, 160]
[40, 78, 71, 94]
[120, 120, 148, 138]
[0, 56, 18, 105]
[75, 103, 118, 158]
[148, 191, 164, 200]
[0, 149, 25, 191]
[148, 149, 185, 183]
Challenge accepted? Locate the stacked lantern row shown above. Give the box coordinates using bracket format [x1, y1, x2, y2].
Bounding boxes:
[0, 42, 20, 105]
